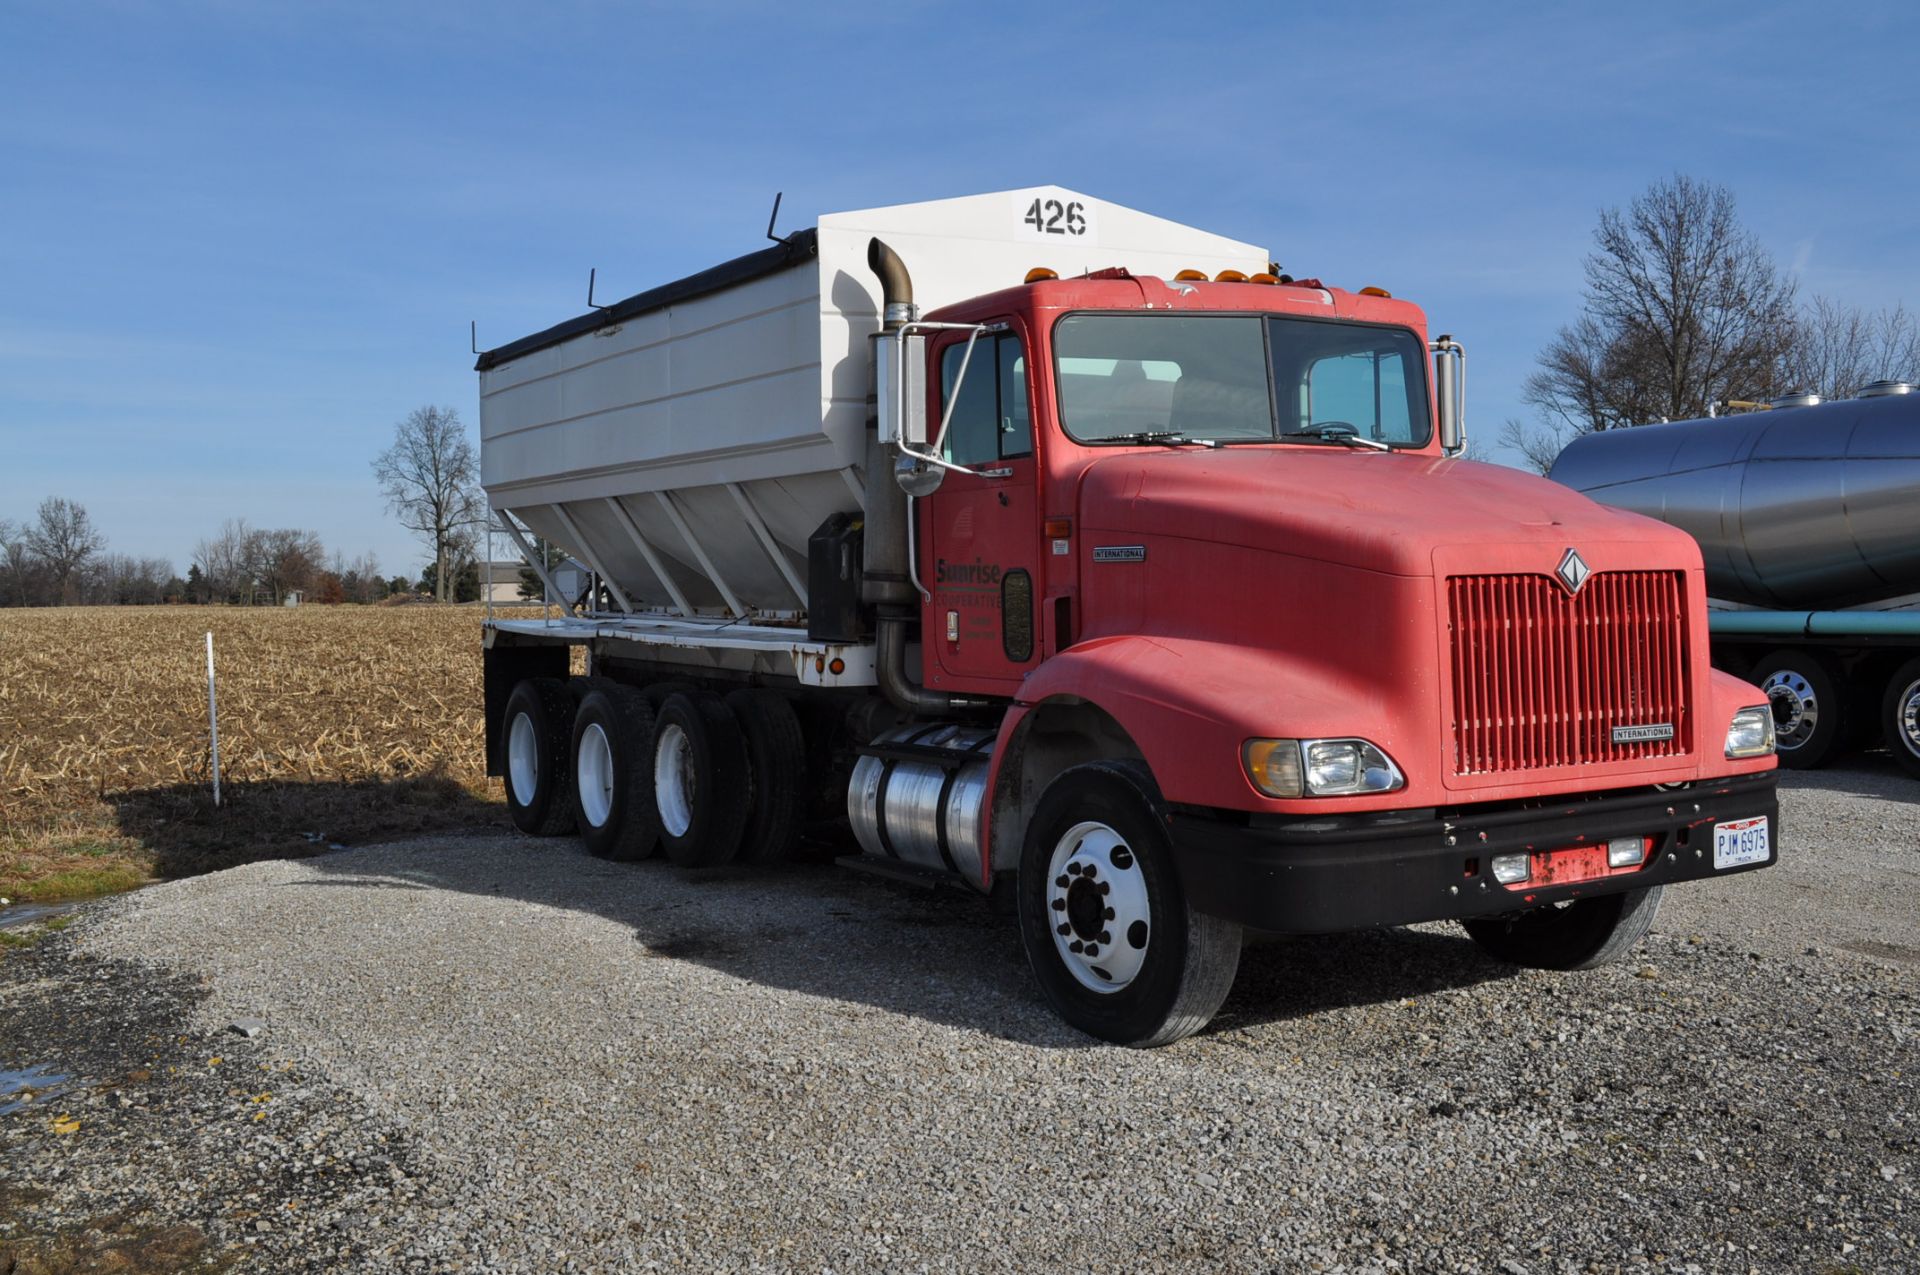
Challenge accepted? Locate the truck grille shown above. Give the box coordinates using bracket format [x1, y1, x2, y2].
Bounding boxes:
[1448, 571, 1690, 775]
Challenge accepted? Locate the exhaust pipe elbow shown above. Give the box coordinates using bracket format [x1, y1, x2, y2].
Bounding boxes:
[868, 237, 917, 331]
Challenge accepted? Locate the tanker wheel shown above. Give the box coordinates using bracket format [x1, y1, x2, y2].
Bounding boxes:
[725, 689, 807, 864]
[1017, 760, 1241, 1047]
[1751, 650, 1845, 769]
[650, 690, 750, 867]
[1462, 886, 1665, 971]
[502, 677, 577, 837]
[569, 683, 662, 862]
[1881, 655, 1920, 780]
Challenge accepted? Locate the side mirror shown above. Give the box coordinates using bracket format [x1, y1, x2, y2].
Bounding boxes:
[874, 331, 928, 449]
[1431, 335, 1466, 456]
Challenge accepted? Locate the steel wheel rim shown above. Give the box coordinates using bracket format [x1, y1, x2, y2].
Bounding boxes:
[1761, 669, 1819, 750]
[654, 723, 694, 839]
[1046, 820, 1152, 994]
[507, 712, 539, 807]
[577, 722, 615, 828]
[1898, 677, 1920, 759]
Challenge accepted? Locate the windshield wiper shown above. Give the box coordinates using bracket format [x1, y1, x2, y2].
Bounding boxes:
[1105, 431, 1223, 449]
[1279, 424, 1392, 452]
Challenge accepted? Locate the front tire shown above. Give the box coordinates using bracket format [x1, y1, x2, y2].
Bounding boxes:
[1752, 650, 1845, 769]
[502, 678, 577, 837]
[1881, 656, 1920, 780]
[570, 683, 661, 862]
[1462, 885, 1664, 971]
[1017, 761, 1240, 1047]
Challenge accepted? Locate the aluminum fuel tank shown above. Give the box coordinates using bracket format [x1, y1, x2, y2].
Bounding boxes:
[1548, 391, 1920, 608]
[848, 723, 997, 883]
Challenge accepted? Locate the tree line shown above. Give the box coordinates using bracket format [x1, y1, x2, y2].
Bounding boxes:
[0, 497, 413, 608]
[1503, 173, 1920, 472]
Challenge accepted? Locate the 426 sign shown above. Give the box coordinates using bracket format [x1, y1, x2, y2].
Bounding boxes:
[1020, 197, 1089, 238]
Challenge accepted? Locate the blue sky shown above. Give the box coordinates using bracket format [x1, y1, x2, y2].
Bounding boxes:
[4, 1, 1916, 578]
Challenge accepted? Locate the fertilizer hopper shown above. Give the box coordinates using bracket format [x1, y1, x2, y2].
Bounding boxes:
[475, 187, 1267, 630]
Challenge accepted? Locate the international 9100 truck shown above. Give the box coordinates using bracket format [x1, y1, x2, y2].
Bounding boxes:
[475, 188, 1779, 1045]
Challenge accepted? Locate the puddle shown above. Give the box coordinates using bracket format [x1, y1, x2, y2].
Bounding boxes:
[1, 1064, 74, 1116]
[0, 899, 85, 931]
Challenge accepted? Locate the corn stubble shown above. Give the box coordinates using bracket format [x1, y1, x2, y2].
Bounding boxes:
[0, 605, 548, 896]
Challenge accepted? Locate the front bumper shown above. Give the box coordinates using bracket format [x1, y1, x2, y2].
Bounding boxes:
[1168, 771, 1778, 934]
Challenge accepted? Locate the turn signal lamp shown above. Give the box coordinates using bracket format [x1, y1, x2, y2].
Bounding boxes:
[1043, 518, 1072, 539]
[1025, 267, 1059, 283]
[1359, 286, 1392, 298]
[1242, 740, 1305, 799]
[1173, 269, 1208, 281]
[1214, 269, 1248, 283]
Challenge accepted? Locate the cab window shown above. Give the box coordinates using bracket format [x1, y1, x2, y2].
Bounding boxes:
[940, 333, 1031, 465]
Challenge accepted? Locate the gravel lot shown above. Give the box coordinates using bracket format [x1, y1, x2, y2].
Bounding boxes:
[4, 762, 1916, 1273]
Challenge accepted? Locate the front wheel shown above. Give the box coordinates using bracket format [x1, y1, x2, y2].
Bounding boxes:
[1017, 761, 1241, 1047]
[1462, 885, 1664, 971]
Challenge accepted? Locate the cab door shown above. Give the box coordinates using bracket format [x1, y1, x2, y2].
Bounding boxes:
[917, 326, 1041, 695]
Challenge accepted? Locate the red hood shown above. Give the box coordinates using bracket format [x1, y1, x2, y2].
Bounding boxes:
[1076, 448, 1694, 576]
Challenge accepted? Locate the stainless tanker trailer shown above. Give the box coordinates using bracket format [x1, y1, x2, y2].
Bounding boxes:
[1550, 384, 1920, 777]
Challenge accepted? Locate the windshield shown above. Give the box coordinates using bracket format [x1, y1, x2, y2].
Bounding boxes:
[1053, 313, 1432, 447]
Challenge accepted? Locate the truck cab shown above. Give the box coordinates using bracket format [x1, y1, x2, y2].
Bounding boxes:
[878, 264, 1779, 1041]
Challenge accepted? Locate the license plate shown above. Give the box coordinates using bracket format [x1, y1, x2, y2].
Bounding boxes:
[1713, 816, 1770, 869]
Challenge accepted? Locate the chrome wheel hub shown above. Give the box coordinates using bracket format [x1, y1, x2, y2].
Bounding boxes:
[654, 723, 694, 838]
[1761, 669, 1819, 750]
[1046, 820, 1152, 993]
[577, 722, 614, 828]
[1898, 677, 1920, 760]
[507, 711, 539, 807]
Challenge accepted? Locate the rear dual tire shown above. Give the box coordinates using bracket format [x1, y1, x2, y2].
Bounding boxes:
[651, 691, 751, 867]
[503, 678, 578, 837]
[570, 683, 661, 862]
[1883, 655, 1920, 780]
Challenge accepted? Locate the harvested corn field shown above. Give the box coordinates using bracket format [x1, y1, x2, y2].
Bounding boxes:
[0, 605, 547, 899]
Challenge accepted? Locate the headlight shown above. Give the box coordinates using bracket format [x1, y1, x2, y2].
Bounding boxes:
[1724, 705, 1776, 759]
[1243, 737, 1405, 798]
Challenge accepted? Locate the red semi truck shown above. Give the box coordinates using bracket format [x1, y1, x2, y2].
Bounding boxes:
[476, 189, 1779, 1045]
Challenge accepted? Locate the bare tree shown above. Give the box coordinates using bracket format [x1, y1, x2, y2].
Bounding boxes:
[1497, 417, 1577, 476]
[23, 497, 106, 605]
[373, 406, 483, 603]
[0, 518, 40, 607]
[255, 528, 324, 604]
[193, 518, 254, 604]
[1513, 176, 1797, 461]
[1780, 296, 1920, 399]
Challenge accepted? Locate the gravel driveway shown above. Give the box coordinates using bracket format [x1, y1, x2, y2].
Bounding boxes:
[4, 762, 1916, 1273]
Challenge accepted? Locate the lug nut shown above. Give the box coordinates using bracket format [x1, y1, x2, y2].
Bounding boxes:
[1084, 945, 1099, 957]
[1058, 923, 1071, 936]
[1055, 874, 1069, 888]
[1097, 882, 1110, 895]
[1104, 907, 1116, 921]
[1067, 863, 1082, 876]
[1099, 930, 1111, 945]
[1069, 940, 1084, 954]
[1052, 898, 1066, 911]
